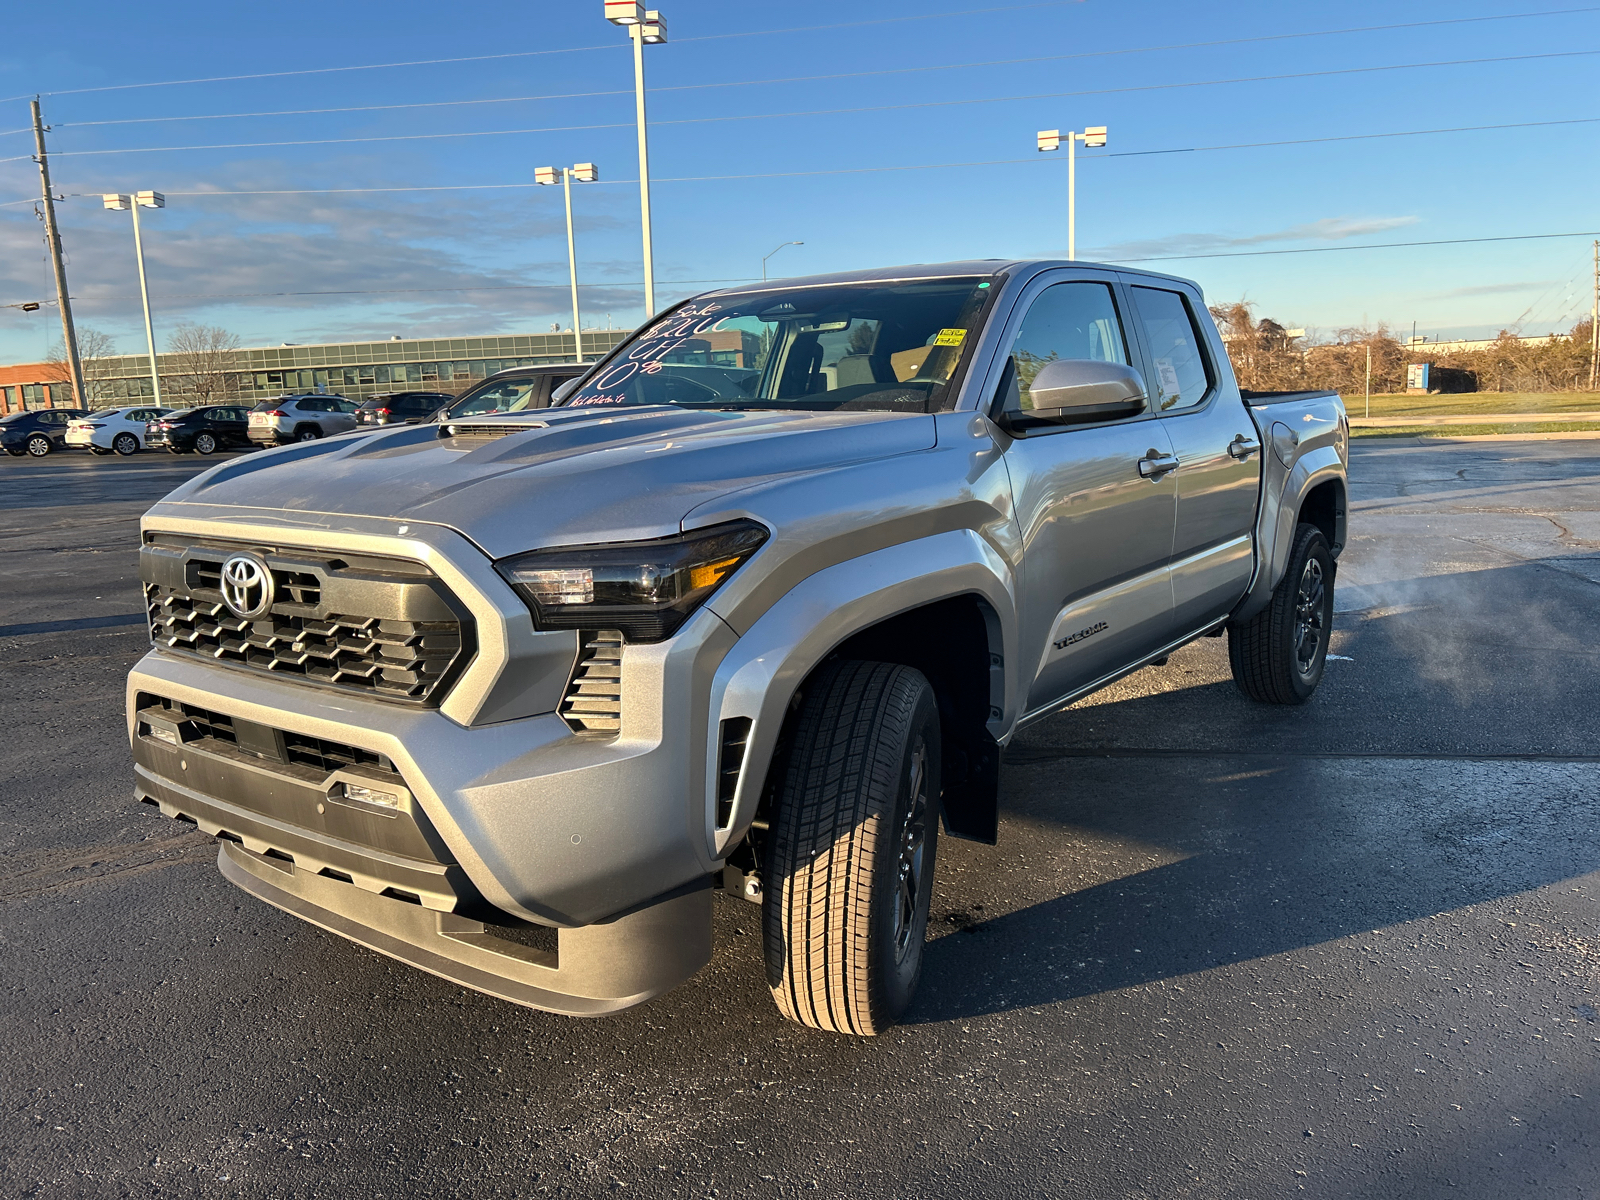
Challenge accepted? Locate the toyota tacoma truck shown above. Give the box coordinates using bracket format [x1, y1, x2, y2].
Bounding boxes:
[127, 260, 1347, 1035]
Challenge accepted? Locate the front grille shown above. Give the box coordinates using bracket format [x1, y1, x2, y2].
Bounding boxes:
[561, 630, 623, 733]
[141, 538, 474, 706]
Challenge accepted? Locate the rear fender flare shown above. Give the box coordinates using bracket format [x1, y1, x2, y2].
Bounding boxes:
[702, 529, 1017, 859]
[1233, 446, 1345, 624]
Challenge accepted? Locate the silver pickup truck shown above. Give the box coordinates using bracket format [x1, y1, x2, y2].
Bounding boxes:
[127, 260, 1347, 1035]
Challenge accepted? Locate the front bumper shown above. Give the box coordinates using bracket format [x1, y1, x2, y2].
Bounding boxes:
[128, 506, 739, 1012]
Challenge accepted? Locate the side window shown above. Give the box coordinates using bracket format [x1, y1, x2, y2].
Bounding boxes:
[999, 281, 1129, 416]
[1130, 287, 1212, 413]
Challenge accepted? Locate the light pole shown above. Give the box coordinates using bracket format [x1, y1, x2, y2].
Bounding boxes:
[762, 241, 803, 281]
[103, 190, 166, 407]
[537, 163, 599, 362]
[605, 2, 667, 317]
[1035, 126, 1107, 260]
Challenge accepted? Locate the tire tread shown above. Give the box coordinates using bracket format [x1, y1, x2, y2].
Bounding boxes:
[763, 660, 929, 1035]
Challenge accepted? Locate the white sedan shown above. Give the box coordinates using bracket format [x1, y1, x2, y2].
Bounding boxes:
[65, 406, 174, 456]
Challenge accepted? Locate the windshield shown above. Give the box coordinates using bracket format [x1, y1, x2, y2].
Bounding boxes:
[560, 276, 996, 414]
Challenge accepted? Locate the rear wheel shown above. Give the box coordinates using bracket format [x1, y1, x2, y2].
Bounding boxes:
[112, 433, 138, 456]
[1228, 522, 1334, 704]
[295, 426, 322, 442]
[25, 434, 50, 457]
[762, 659, 941, 1035]
[193, 432, 218, 455]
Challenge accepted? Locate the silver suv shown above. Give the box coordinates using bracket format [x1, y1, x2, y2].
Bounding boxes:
[130, 260, 1348, 1034]
[247, 394, 359, 445]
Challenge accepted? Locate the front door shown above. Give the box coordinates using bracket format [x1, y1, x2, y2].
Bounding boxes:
[1126, 283, 1263, 631]
[995, 276, 1179, 715]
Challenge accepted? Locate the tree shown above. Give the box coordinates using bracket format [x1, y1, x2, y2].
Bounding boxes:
[164, 323, 244, 406]
[45, 327, 120, 407]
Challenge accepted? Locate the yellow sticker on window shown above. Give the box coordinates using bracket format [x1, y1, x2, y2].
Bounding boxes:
[933, 328, 967, 347]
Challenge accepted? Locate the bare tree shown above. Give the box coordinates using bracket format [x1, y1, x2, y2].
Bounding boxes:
[45, 327, 120, 407]
[164, 323, 244, 406]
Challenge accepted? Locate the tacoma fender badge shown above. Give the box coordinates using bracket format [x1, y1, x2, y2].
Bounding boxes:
[1054, 621, 1108, 651]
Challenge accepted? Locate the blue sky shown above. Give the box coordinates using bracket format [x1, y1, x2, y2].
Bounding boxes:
[1, 0, 1597, 364]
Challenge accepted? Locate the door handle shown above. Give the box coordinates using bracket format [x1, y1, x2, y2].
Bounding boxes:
[1137, 451, 1180, 478]
[1228, 434, 1262, 460]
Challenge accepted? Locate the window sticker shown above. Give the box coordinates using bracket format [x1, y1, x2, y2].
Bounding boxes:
[1155, 357, 1182, 403]
[933, 328, 967, 347]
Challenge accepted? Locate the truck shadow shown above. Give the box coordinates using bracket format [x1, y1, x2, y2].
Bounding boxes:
[909, 566, 1600, 1025]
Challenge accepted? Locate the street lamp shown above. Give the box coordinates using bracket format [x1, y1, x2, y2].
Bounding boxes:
[762, 241, 803, 281]
[605, 2, 668, 317]
[102, 190, 166, 406]
[1035, 125, 1107, 261]
[537, 163, 600, 362]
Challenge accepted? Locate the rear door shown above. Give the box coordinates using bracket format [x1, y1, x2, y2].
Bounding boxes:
[1124, 282, 1262, 631]
[994, 272, 1180, 715]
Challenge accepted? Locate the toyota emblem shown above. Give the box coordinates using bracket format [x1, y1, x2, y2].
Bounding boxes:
[220, 552, 274, 619]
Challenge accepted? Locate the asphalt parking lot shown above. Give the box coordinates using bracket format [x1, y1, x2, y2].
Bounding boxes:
[2, 439, 1597, 1199]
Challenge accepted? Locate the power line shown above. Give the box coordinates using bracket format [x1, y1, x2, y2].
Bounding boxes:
[35, 49, 1600, 158]
[33, 230, 1600, 310]
[1108, 230, 1600, 264]
[0, 2, 1082, 105]
[42, 116, 1600, 200]
[52, 6, 1600, 130]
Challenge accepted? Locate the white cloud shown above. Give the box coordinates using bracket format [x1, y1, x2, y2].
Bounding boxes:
[0, 158, 650, 358]
[1087, 215, 1422, 262]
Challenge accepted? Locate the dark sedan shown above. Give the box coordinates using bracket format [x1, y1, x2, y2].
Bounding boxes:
[356, 391, 456, 426]
[1, 408, 91, 457]
[145, 405, 253, 454]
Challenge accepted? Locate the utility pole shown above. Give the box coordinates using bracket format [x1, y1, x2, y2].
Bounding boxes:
[1589, 239, 1598, 392]
[30, 98, 85, 408]
[1365, 343, 1372, 419]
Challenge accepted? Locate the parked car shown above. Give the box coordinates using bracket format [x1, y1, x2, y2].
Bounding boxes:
[128, 259, 1348, 1034]
[247, 394, 359, 446]
[1, 408, 90, 457]
[65, 406, 174, 456]
[356, 391, 455, 427]
[145, 406, 253, 454]
[437, 363, 591, 421]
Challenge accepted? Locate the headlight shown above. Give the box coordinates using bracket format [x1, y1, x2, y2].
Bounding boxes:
[495, 520, 768, 643]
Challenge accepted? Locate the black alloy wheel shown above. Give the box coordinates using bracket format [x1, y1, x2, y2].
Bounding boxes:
[1293, 555, 1327, 681]
[113, 433, 139, 456]
[193, 432, 218, 455]
[25, 434, 50, 457]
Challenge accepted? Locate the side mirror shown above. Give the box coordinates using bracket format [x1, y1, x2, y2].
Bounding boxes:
[550, 377, 582, 405]
[1005, 359, 1146, 429]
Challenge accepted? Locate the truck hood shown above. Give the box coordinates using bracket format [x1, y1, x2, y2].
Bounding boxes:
[158, 405, 937, 559]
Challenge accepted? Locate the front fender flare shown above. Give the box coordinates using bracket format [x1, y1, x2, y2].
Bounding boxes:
[702, 529, 1017, 859]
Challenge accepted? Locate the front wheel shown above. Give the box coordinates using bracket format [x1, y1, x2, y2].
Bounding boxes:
[193, 432, 218, 455]
[26, 435, 51, 457]
[1228, 522, 1334, 704]
[762, 659, 941, 1035]
[112, 433, 139, 456]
